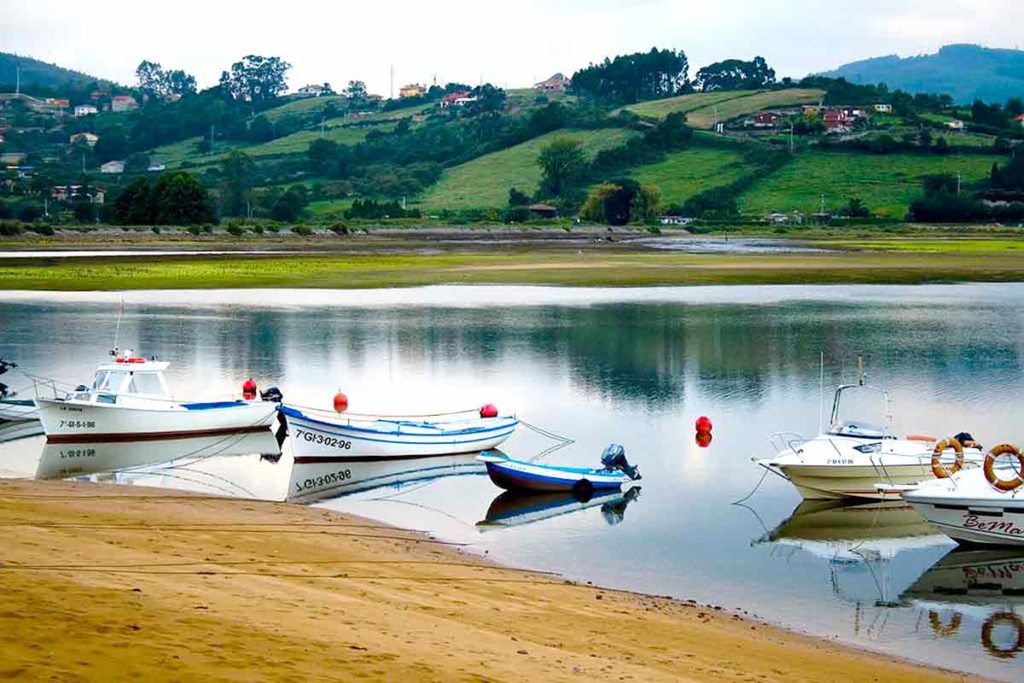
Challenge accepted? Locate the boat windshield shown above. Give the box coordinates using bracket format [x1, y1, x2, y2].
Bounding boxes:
[92, 370, 127, 391]
[126, 372, 165, 396]
[828, 384, 891, 437]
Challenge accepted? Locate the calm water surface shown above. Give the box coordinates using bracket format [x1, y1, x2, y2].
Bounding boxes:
[1, 284, 1023, 679]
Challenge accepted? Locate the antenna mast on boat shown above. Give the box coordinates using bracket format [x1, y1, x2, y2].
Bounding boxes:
[112, 296, 125, 354]
[818, 351, 825, 433]
[857, 354, 865, 386]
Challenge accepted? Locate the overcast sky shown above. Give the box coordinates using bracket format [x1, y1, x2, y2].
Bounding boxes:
[3, 0, 1022, 94]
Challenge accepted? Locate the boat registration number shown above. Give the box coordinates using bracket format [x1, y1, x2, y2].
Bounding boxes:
[295, 469, 352, 493]
[59, 420, 96, 429]
[58, 448, 96, 459]
[295, 429, 352, 449]
[827, 459, 854, 465]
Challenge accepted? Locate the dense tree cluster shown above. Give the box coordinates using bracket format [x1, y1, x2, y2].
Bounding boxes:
[579, 179, 660, 225]
[111, 171, 216, 225]
[219, 55, 291, 104]
[694, 57, 775, 92]
[135, 60, 197, 98]
[570, 48, 689, 103]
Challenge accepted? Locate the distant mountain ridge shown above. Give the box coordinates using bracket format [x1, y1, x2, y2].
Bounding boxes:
[0, 52, 110, 90]
[821, 44, 1024, 104]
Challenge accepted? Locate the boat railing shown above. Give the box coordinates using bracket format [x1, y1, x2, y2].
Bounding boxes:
[768, 431, 809, 455]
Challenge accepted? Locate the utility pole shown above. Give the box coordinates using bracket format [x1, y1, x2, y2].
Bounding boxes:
[957, 172, 962, 195]
[15, 66, 20, 95]
[210, 124, 215, 155]
[820, 194, 826, 215]
[390, 65, 394, 100]
[789, 122, 794, 153]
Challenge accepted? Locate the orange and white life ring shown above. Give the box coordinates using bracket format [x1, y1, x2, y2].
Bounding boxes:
[928, 610, 962, 637]
[931, 437, 964, 479]
[984, 444, 1024, 493]
[981, 611, 1024, 659]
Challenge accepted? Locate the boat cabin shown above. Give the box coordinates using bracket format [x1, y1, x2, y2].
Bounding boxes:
[67, 353, 172, 405]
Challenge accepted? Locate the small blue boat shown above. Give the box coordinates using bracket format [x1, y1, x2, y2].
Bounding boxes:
[477, 444, 640, 496]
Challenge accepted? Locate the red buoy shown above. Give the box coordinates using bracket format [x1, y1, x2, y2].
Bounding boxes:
[242, 378, 257, 400]
[333, 391, 349, 413]
[695, 431, 713, 448]
[695, 416, 713, 434]
[479, 404, 498, 418]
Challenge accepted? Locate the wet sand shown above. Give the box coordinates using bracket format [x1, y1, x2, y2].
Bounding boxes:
[0, 480, 972, 682]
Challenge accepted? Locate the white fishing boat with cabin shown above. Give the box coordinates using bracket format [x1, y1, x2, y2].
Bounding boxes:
[758, 367, 984, 500]
[34, 349, 279, 443]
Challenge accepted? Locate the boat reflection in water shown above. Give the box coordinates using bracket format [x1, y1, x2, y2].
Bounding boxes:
[0, 419, 47, 478]
[756, 500, 953, 606]
[479, 486, 641, 530]
[34, 430, 284, 500]
[286, 452, 485, 505]
[903, 549, 1024, 661]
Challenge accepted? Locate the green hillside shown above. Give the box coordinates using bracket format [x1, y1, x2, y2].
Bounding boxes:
[0, 52, 109, 89]
[624, 88, 825, 128]
[823, 44, 1024, 104]
[420, 128, 639, 209]
[626, 147, 749, 204]
[739, 151, 1004, 217]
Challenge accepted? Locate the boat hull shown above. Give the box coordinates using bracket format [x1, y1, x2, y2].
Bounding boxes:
[0, 398, 38, 422]
[35, 398, 278, 443]
[480, 454, 631, 493]
[776, 462, 944, 500]
[905, 497, 1024, 547]
[279, 406, 518, 460]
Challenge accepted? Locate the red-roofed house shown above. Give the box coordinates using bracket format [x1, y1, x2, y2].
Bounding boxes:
[823, 110, 853, 134]
[749, 112, 780, 128]
[440, 91, 471, 108]
[111, 95, 139, 112]
[534, 73, 570, 93]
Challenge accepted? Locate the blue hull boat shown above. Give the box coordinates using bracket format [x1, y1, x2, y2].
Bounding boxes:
[477, 444, 640, 496]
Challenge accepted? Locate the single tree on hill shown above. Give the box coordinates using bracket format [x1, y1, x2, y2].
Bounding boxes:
[538, 137, 588, 197]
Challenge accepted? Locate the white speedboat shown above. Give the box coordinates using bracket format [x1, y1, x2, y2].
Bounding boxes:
[34, 350, 279, 443]
[278, 404, 519, 461]
[759, 381, 983, 500]
[904, 445, 1024, 547]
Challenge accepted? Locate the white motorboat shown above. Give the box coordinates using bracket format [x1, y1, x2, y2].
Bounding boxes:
[34, 350, 279, 443]
[278, 403, 519, 461]
[904, 444, 1024, 547]
[759, 379, 984, 500]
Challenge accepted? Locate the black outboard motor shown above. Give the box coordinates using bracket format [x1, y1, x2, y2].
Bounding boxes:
[260, 386, 283, 403]
[601, 443, 641, 480]
[0, 359, 15, 376]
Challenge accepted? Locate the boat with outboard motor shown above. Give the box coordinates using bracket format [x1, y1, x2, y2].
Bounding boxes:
[34, 349, 279, 443]
[0, 358, 38, 421]
[758, 377, 984, 500]
[478, 444, 640, 496]
[278, 403, 519, 461]
[904, 443, 1024, 547]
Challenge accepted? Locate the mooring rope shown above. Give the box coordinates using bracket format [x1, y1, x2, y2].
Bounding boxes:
[521, 420, 575, 462]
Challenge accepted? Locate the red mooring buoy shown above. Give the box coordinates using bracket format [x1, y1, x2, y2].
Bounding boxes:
[479, 404, 499, 418]
[333, 391, 349, 413]
[695, 416, 713, 434]
[242, 378, 257, 400]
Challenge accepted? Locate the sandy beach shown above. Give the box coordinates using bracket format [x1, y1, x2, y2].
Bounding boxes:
[0, 479, 975, 682]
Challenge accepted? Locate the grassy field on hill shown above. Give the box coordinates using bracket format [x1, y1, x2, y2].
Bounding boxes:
[419, 128, 638, 209]
[625, 147, 749, 204]
[739, 151, 1003, 216]
[624, 88, 825, 128]
[263, 95, 349, 121]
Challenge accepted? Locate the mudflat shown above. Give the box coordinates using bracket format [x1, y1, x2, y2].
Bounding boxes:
[0, 480, 970, 682]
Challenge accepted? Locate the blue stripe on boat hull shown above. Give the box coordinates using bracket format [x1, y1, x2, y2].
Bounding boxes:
[485, 462, 625, 492]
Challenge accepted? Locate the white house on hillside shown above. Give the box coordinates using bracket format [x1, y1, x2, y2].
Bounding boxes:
[74, 104, 98, 117]
[100, 160, 125, 174]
